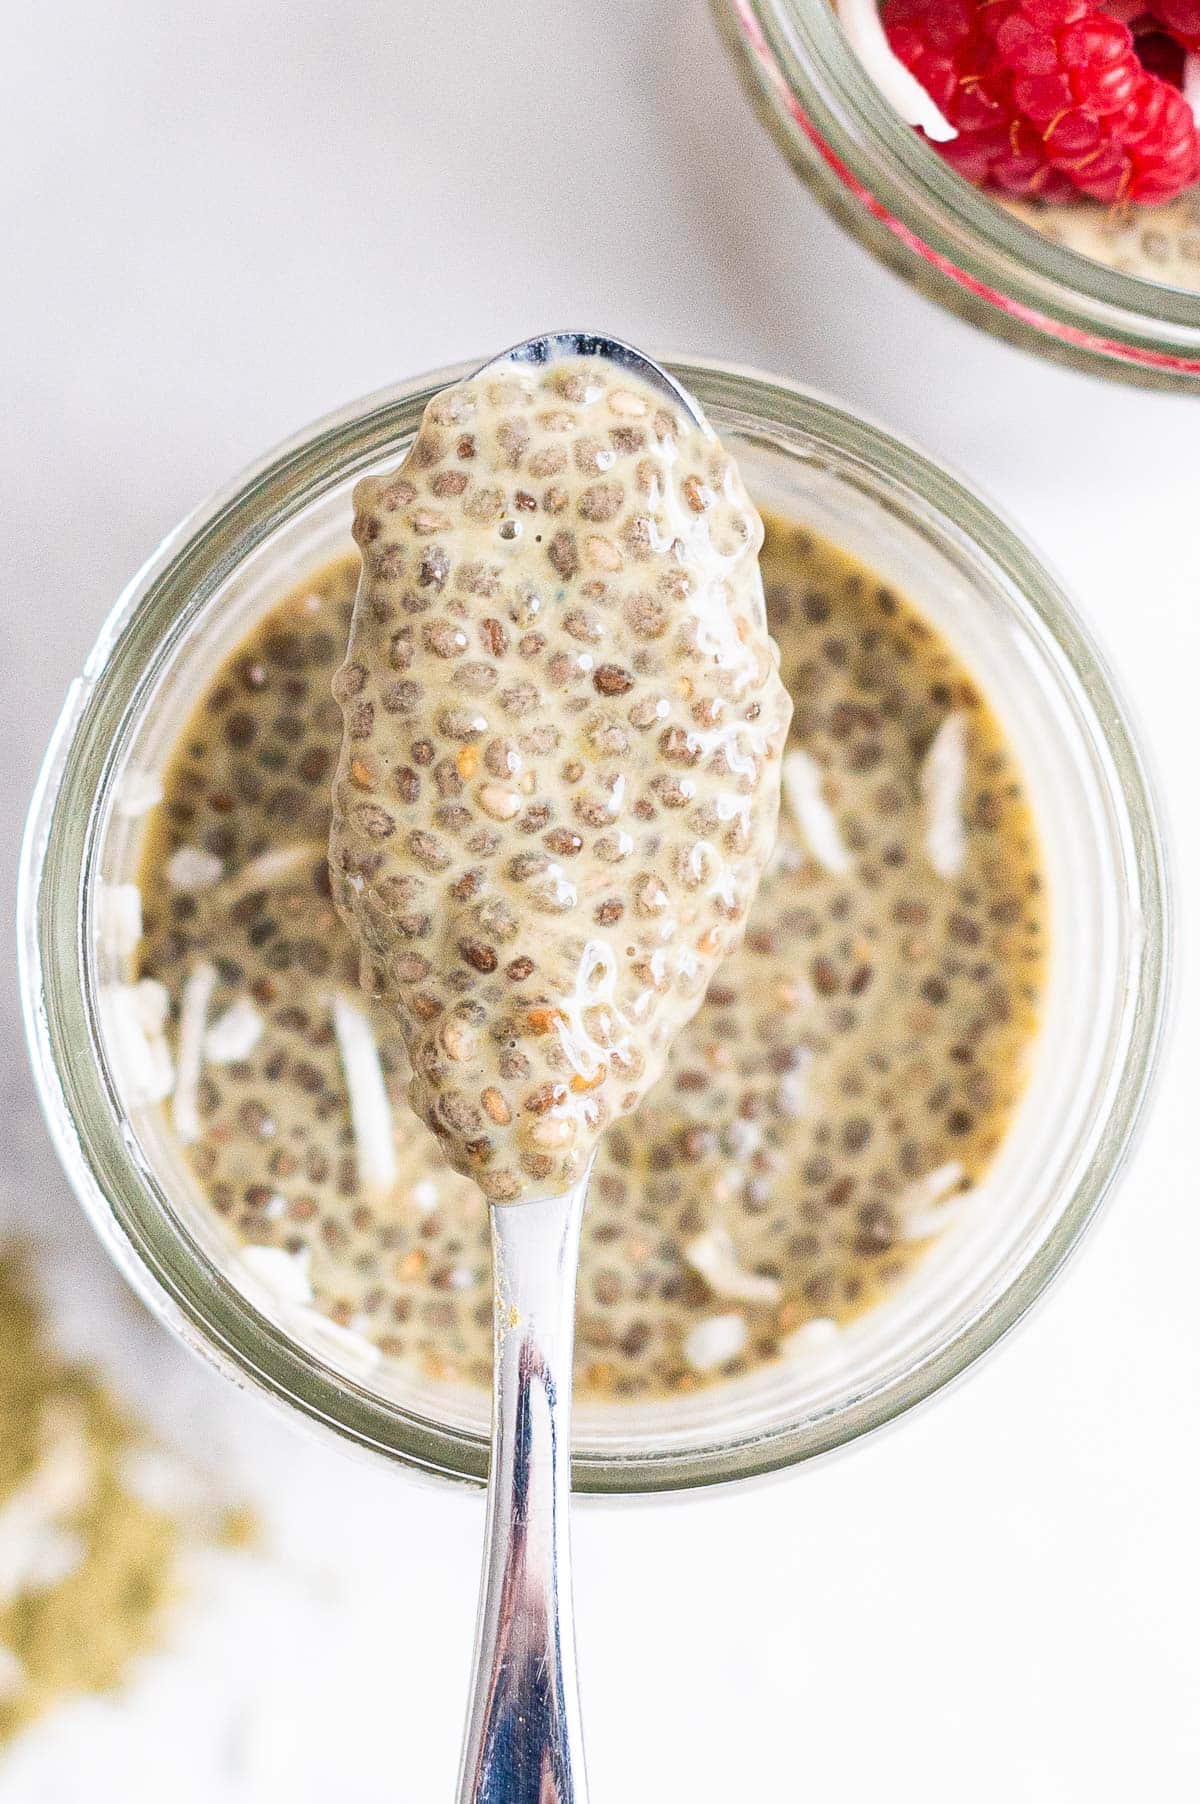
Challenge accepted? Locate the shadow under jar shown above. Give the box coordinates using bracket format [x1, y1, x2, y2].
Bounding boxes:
[714, 0, 1200, 390]
[19, 359, 1170, 1496]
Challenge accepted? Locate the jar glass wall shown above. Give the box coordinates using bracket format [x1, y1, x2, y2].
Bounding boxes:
[18, 361, 1170, 1494]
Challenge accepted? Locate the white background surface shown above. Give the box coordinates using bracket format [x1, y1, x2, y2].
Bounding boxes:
[2, 2, 1198, 1798]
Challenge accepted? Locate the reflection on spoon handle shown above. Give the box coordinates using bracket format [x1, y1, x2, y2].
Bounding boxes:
[457, 1171, 593, 1804]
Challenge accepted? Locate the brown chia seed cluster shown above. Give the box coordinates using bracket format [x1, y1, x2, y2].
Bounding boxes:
[134, 516, 1044, 1397]
[328, 359, 792, 1203]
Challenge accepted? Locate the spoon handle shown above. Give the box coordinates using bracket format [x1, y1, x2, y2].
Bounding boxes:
[457, 1172, 592, 1804]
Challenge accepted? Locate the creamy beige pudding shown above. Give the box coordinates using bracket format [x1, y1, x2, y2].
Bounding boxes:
[330, 359, 792, 1204]
[1007, 191, 1200, 287]
[133, 513, 1044, 1398]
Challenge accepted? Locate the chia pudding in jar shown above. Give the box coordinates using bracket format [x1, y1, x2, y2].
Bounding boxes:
[125, 366, 1046, 1398]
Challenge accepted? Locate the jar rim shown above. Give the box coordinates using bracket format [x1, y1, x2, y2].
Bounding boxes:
[18, 358, 1173, 1494]
[718, 0, 1200, 385]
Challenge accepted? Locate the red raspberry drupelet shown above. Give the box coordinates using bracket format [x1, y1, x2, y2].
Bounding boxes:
[882, 0, 1200, 203]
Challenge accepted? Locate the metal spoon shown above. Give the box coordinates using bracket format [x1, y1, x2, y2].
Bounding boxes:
[454, 335, 709, 1804]
[456, 1169, 592, 1804]
[478, 330, 709, 433]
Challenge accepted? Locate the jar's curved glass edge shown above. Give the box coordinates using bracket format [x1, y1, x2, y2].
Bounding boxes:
[18, 360, 1174, 1496]
[714, 0, 1200, 384]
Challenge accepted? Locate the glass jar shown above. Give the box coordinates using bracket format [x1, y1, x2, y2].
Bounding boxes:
[715, 0, 1200, 389]
[18, 359, 1170, 1495]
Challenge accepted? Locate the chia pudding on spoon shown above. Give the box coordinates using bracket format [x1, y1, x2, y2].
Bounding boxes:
[328, 354, 791, 1206]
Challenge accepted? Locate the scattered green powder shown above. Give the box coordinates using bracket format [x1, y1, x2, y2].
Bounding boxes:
[214, 1503, 262, 1553]
[0, 1252, 248, 1749]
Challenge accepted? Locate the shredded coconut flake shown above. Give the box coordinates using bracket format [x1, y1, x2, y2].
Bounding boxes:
[296, 1308, 382, 1377]
[205, 996, 265, 1064]
[904, 1201, 970, 1241]
[684, 1312, 748, 1372]
[129, 978, 170, 1035]
[218, 841, 324, 904]
[781, 1317, 844, 1363]
[96, 881, 143, 965]
[172, 961, 217, 1143]
[782, 750, 853, 874]
[921, 712, 969, 879]
[686, 1227, 782, 1304]
[241, 1244, 314, 1306]
[898, 1161, 965, 1213]
[99, 982, 174, 1104]
[897, 1160, 969, 1240]
[836, 0, 959, 141]
[332, 993, 398, 1195]
[115, 769, 164, 818]
[167, 845, 224, 891]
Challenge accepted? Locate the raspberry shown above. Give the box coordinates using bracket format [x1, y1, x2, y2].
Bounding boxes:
[883, 0, 1200, 202]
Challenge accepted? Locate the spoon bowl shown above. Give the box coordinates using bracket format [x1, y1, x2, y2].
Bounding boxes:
[476, 328, 712, 432]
